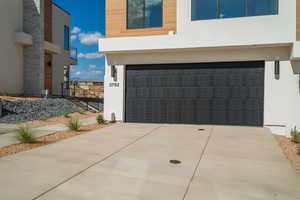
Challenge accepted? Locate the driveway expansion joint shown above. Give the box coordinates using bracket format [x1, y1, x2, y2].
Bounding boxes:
[31, 125, 163, 200]
[182, 126, 214, 200]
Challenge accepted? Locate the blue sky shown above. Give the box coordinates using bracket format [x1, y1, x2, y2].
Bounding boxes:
[53, 0, 105, 80]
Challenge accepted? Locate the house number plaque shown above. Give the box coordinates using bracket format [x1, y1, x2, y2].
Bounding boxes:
[109, 83, 120, 87]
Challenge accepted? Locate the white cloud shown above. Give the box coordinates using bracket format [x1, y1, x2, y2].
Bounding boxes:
[71, 26, 81, 34]
[71, 35, 77, 40]
[78, 32, 103, 45]
[75, 70, 102, 76]
[88, 65, 97, 69]
[78, 52, 103, 59]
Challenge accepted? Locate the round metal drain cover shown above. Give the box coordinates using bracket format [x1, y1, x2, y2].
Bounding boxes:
[170, 160, 181, 164]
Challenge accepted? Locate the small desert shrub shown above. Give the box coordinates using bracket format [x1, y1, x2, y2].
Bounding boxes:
[79, 111, 86, 115]
[15, 126, 37, 144]
[291, 127, 300, 143]
[97, 114, 105, 124]
[64, 113, 71, 118]
[40, 115, 48, 121]
[297, 144, 300, 156]
[67, 119, 81, 131]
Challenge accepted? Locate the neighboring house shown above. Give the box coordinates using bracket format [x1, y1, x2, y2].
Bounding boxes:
[77, 79, 104, 86]
[0, 0, 77, 96]
[99, 0, 300, 136]
[68, 79, 104, 98]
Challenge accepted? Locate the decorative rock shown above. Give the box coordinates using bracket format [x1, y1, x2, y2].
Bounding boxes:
[0, 98, 85, 124]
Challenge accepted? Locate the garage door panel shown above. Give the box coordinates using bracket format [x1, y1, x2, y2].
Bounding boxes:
[166, 100, 182, 123]
[195, 111, 211, 124]
[149, 88, 164, 98]
[228, 99, 243, 110]
[151, 76, 162, 87]
[214, 87, 231, 98]
[182, 100, 196, 124]
[211, 111, 227, 125]
[159, 100, 168, 123]
[248, 87, 264, 98]
[151, 100, 161, 123]
[195, 99, 211, 123]
[184, 88, 198, 98]
[126, 62, 264, 126]
[245, 73, 264, 86]
[183, 76, 197, 87]
[196, 76, 211, 87]
[196, 88, 214, 98]
[127, 88, 137, 98]
[228, 111, 244, 125]
[229, 74, 244, 86]
[211, 98, 227, 110]
[245, 111, 263, 126]
[135, 76, 147, 87]
[245, 99, 264, 110]
[136, 88, 150, 98]
[135, 100, 146, 122]
[213, 75, 228, 86]
[231, 87, 248, 98]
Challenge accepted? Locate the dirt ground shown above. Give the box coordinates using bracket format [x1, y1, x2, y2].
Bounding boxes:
[21, 111, 99, 127]
[274, 135, 300, 176]
[0, 96, 42, 101]
[0, 123, 112, 158]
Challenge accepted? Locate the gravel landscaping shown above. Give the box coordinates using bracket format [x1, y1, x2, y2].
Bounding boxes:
[0, 98, 83, 124]
[275, 135, 300, 176]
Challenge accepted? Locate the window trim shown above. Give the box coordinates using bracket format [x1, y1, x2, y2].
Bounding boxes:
[191, 0, 279, 21]
[126, 0, 164, 30]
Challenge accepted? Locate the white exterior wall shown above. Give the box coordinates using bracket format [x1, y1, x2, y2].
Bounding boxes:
[264, 61, 300, 136]
[0, 0, 24, 94]
[177, 0, 295, 46]
[104, 63, 125, 121]
[100, 0, 295, 53]
[52, 5, 70, 96]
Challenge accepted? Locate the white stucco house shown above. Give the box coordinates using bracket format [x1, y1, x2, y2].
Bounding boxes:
[0, 0, 77, 96]
[99, 0, 300, 136]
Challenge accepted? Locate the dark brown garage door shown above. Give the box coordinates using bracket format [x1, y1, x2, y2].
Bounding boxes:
[125, 61, 264, 126]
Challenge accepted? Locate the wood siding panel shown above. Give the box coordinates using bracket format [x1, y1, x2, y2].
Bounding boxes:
[106, 0, 177, 38]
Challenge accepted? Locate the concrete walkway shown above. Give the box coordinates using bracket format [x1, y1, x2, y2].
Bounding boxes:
[0, 124, 299, 200]
[0, 116, 97, 148]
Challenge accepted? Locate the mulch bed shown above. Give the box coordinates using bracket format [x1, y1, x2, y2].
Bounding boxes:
[274, 135, 300, 176]
[0, 123, 112, 158]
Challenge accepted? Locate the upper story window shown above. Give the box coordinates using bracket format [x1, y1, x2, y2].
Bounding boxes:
[64, 25, 70, 51]
[127, 0, 163, 29]
[192, 0, 278, 21]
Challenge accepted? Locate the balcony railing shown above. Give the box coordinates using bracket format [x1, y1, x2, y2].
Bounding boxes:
[70, 48, 78, 61]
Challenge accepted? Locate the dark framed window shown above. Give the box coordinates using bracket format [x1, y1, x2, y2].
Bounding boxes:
[192, 0, 278, 21]
[247, 0, 278, 16]
[64, 25, 70, 51]
[220, 0, 246, 18]
[127, 0, 163, 29]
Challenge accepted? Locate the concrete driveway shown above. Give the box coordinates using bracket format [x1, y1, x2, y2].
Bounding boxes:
[0, 124, 299, 200]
